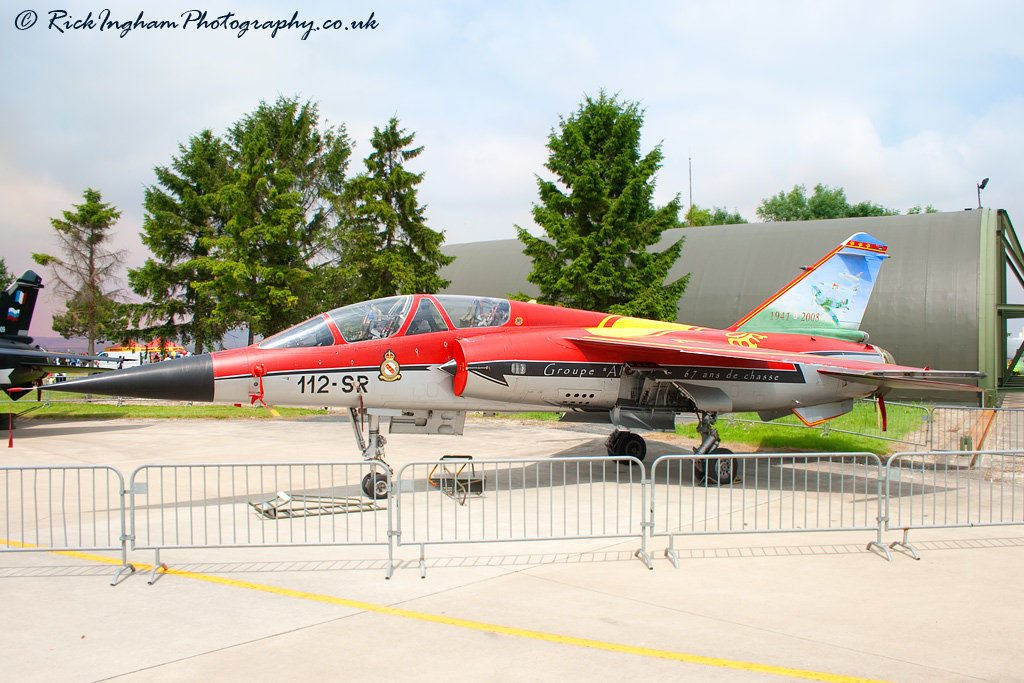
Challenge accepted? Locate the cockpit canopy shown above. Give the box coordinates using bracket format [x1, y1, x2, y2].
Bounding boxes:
[259, 295, 511, 350]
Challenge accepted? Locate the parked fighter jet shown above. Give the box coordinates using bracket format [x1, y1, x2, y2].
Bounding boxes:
[48, 234, 983, 495]
[0, 270, 112, 401]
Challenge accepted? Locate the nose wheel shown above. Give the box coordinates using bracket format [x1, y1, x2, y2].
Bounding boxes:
[350, 408, 393, 500]
[361, 472, 390, 500]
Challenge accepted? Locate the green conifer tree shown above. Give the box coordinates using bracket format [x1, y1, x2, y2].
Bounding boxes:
[32, 189, 127, 353]
[517, 91, 688, 321]
[340, 117, 452, 300]
[179, 97, 351, 345]
[129, 130, 231, 353]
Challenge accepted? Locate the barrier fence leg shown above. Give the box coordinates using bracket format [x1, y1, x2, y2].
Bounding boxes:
[867, 489, 892, 561]
[664, 535, 680, 570]
[112, 486, 137, 585]
[636, 482, 653, 569]
[635, 521, 653, 570]
[889, 528, 921, 560]
[111, 536, 137, 586]
[148, 549, 168, 584]
[866, 526, 892, 561]
[385, 530, 395, 580]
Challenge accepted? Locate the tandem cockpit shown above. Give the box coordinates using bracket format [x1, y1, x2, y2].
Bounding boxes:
[259, 295, 512, 350]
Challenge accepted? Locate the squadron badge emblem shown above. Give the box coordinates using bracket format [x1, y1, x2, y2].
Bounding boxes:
[379, 349, 402, 382]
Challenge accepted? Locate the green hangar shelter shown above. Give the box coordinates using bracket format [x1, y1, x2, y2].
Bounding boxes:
[438, 208, 1023, 404]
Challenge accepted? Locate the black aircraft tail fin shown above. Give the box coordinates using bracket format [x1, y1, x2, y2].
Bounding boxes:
[0, 271, 43, 341]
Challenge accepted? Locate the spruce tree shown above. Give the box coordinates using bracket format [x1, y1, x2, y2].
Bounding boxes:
[134, 97, 352, 347]
[33, 189, 128, 353]
[130, 130, 231, 353]
[340, 117, 452, 300]
[517, 91, 687, 321]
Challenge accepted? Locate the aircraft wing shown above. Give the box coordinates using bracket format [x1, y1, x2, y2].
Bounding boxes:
[35, 365, 111, 375]
[568, 334, 819, 368]
[5, 348, 114, 364]
[569, 335, 985, 392]
[817, 369, 986, 393]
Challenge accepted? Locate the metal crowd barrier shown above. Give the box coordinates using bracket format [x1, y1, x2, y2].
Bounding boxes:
[928, 406, 1023, 452]
[649, 453, 889, 566]
[393, 457, 649, 576]
[884, 450, 1024, 558]
[128, 462, 393, 580]
[824, 401, 931, 449]
[3, 451, 1024, 581]
[0, 465, 134, 583]
[723, 399, 931, 450]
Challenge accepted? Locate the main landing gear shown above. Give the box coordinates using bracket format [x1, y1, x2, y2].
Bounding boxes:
[350, 408, 392, 500]
[606, 429, 647, 461]
[690, 411, 739, 485]
[606, 411, 739, 485]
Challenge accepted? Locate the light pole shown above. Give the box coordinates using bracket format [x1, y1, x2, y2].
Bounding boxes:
[977, 177, 989, 209]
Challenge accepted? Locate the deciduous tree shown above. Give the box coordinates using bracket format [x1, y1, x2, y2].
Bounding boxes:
[756, 184, 899, 221]
[685, 205, 747, 226]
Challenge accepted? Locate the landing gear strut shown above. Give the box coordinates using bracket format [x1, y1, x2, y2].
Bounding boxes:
[693, 411, 721, 455]
[350, 408, 392, 500]
[691, 411, 738, 485]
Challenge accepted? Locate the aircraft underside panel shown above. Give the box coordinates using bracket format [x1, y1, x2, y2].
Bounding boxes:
[388, 409, 466, 435]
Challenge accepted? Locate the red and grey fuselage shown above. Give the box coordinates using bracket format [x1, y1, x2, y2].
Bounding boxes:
[51, 294, 901, 425]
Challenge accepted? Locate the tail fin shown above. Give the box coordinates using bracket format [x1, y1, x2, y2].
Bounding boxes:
[0, 271, 42, 340]
[728, 233, 887, 343]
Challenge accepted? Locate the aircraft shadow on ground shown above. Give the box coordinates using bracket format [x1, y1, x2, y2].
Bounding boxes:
[127, 439, 972, 513]
[7, 419, 151, 440]
[549, 438, 964, 499]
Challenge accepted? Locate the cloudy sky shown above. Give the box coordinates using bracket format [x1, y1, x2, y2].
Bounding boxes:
[3, 0, 1022, 335]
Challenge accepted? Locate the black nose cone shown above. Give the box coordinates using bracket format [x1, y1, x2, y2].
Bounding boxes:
[48, 354, 215, 402]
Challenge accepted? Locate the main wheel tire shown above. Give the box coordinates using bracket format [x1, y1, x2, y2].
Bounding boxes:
[705, 448, 737, 486]
[615, 432, 647, 462]
[605, 430, 625, 457]
[361, 472, 389, 500]
[693, 458, 706, 481]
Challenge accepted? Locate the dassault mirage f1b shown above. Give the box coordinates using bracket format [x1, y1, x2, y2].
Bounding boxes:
[50, 233, 983, 496]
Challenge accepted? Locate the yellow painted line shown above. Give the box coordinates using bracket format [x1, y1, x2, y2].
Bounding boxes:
[3, 539, 893, 683]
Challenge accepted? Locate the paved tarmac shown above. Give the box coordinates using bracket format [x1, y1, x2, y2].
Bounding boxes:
[2, 414, 1023, 683]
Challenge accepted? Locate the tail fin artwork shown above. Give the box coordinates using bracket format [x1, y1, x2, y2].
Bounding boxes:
[0, 271, 42, 341]
[728, 233, 887, 343]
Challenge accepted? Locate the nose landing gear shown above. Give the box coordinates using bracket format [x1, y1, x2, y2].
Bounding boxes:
[350, 408, 393, 500]
[361, 472, 390, 499]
